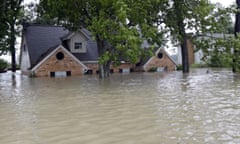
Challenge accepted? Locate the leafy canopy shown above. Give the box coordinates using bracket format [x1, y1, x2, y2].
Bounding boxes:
[0, 0, 23, 55]
[39, 0, 165, 65]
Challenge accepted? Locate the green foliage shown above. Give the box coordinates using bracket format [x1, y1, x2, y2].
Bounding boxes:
[194, 32, 240, 69]
[194, 34, 232, 67]
[148, 67, 157, 72]
[0, 59, 9, 71]
[230, 35, 240, 72]
[0, 0, 23, 54]
[158, 0, 214, 73]
[29, 71, 36, 77]
[176, 65, 183, 71]
[159, 1, 235, 72]
[34, 0, 238, 76]
[38, 0, 164, 77]
[24, 2, 57, 24]
[160, 0, 213, 42]
[204, 3, 234, 34]
[0, 0, 23, 72]
[0, 1, 9, 55]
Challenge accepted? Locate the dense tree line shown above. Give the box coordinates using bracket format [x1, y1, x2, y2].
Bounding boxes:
[0, 0, 239, 76]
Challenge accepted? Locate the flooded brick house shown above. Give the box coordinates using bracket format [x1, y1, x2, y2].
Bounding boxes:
[20, 23, 176, 77]
[20, 24, 134, 77]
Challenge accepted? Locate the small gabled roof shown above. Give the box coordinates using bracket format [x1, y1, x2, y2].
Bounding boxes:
[61, 28, 92, 41]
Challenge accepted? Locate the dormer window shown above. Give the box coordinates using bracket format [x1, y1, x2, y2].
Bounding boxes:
[69, 33, 87, 53]
[74, 42, 82, 50]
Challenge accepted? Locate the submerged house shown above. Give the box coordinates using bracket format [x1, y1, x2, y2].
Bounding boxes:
[142, 48, 177, 72]
[135, 40, 177, 72]
[20, 23, 176, 77]
[20, 23, 133, 77]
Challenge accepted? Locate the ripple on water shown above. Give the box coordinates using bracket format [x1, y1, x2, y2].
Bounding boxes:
[0, 69, 240, 144]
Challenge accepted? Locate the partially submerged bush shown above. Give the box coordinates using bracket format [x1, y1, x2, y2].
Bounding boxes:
[0, 59, 9, 72]
[148, 67, 157, 72]
[176, 65, 182, 71]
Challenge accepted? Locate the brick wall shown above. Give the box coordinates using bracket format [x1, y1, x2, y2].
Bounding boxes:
[85, 63, 134, 74]
[111, 63, 134, 73]
[34, 49, 86, 77]
[33, 48, 176, 77]
[84, 63, 99, 74]
[144, 54, 176, 72]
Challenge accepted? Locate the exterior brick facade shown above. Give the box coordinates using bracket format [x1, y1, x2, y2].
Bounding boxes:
[33, 46, 134, 77]
[31, 48, 175, 77]
[33, 48, 175, 77]
[84, 63, 99, 74]
[84, 62, 134, 74]
[111, 63, 134, 73]
[144, 49, 176, 72]
[34, 49, 86, 77]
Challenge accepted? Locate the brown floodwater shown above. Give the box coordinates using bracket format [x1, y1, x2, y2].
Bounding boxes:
[0, 68, 240, 144]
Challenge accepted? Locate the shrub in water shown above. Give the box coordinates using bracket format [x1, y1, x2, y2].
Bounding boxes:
[0, 59, 8, 72]
[148, 67, 157, 72]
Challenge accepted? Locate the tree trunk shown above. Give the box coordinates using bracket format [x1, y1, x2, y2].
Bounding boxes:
[10, 18, 16, 72]
[96, 36, 110, 79]
[178, 18, 189, 73]
[174, 0, 189, 73]
[233, 0, 240, 73]
[181, 35, 189, 73]
[99, 62, 110, 79]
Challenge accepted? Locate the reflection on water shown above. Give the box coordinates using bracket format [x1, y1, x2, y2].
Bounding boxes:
[0, 68, 240, 144]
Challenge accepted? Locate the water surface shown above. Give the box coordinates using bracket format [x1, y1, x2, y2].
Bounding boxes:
[0, 68, 240, 144]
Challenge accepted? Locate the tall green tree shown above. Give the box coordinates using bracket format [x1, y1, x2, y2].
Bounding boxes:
[160, 0, 214, 73]
[38, 0, 164, 78]
[0, 0, 9, 55]
[0, 0, 23, 72]
[24, 1, 59, 25]
[192, 3, 236, 69]
[233, 0, 240, 72]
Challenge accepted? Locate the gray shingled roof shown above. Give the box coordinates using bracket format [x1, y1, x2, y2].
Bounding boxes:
[72, 41, 98, 61]
[24, 24, 98, 67]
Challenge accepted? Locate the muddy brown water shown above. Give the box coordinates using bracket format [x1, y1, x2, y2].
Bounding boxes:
[0, 68, 240, 144]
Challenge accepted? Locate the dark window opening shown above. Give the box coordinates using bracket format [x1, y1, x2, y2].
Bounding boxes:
[56, 52, 64, 60]
[130, 68, 134, 72]
[119, 69, 123, 73]
[86, 69, 93, 75]
[50, 72, 55, 77]
[74, 42, 82, 49]
[157, 52, 163, 59]
[67, 71, 71, 76]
